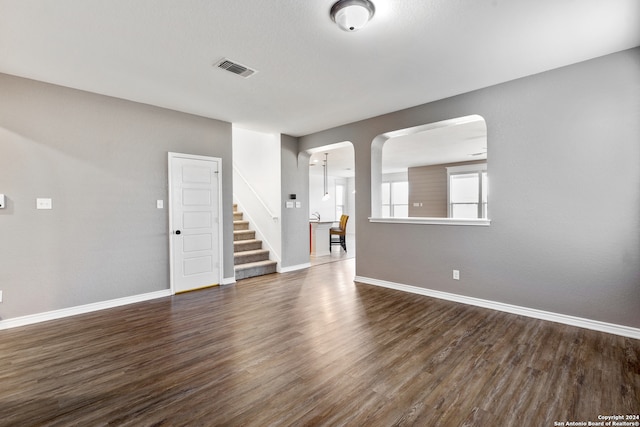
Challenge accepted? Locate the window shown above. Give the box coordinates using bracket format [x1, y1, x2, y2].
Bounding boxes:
[382, 181, 408, 217]
[335, 183, 345, 219]
[447, 164, 487, 219]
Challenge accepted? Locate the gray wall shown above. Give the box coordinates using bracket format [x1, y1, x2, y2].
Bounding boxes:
[0, 74, 235, 320]
[280, 134, 311, 268]
[300, 47, 640, 328]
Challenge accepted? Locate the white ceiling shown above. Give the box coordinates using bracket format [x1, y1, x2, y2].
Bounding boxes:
[309, 143, 355, 178]
[308, 116, 487, 177]
[1, 0, 639, 137]
[383, 116, 487, 173]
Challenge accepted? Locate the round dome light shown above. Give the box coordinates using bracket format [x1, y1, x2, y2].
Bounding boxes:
[330, 0, 375, 32]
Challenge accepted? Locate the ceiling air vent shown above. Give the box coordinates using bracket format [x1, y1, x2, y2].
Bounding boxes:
[215, 58, 257, 78]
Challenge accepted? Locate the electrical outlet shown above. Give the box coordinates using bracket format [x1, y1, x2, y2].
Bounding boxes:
[453, 270, 460, 280]
[36, 198, 52, 209]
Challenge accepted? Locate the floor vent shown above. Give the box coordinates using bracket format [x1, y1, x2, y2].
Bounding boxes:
[215, 58, 257, 78]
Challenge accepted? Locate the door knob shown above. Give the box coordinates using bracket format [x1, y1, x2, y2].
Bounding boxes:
[175, 230, 181, 235]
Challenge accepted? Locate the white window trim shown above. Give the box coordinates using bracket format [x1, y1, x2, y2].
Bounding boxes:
[381, 180, 409, 218]
[335, 182, 345, 219]
[447, 163, 487, 219]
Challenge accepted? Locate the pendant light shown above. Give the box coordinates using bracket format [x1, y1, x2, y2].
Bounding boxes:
[330, 0, 375, 32]
[322, 153, 330, 201]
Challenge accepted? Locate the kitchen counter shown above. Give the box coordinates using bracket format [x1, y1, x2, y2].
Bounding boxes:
[309, 220, 334, 257]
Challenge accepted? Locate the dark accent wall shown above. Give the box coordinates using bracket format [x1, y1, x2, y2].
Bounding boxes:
[299, 47, 640, 328]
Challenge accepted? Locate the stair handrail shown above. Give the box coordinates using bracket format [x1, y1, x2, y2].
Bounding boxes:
[233, 163, 278, 220]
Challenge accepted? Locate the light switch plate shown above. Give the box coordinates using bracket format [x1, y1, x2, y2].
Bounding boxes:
[0, 194, 5, 208]
[157, 200, 164, 209]
[295, 202, 301, 208]
[285, 201, 294, 209]
[36, 198, 52, 209]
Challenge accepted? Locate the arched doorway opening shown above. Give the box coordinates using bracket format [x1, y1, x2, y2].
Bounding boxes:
[306, 142, 355, 265]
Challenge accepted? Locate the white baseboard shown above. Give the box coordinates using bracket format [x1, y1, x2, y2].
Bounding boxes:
[0, 289, 172, 330]
[279, 263, 311, 273]
[221, 276, 236, 286]
[354, 276, 640, 340]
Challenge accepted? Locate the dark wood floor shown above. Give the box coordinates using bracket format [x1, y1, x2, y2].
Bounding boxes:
[1, 259, 638, 426]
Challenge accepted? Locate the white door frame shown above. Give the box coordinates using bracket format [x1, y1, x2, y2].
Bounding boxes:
[168, 152, 224, 295]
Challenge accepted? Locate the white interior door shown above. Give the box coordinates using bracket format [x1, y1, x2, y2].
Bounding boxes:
[169, 153, 222, 293]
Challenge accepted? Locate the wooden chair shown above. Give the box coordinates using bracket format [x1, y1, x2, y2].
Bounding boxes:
[329, 214, 349, 252]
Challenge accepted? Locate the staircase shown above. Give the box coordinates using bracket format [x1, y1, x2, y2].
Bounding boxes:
[234, 204, 277, 280]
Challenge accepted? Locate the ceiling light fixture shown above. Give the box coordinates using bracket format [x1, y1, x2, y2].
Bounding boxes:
[330, 0, 375, 32]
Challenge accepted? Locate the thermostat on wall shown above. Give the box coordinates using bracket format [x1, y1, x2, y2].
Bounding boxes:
[0, 194, 5, 209]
